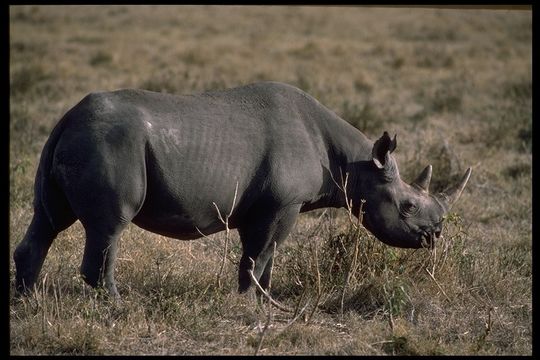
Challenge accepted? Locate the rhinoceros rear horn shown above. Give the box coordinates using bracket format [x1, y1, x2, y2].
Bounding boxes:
[439, 167, 472, 210]
[412, 164, 432, 192]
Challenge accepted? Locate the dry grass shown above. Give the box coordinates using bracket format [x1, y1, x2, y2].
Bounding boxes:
[9, 5, 531, 355]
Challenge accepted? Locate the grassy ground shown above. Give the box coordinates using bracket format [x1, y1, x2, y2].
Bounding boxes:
[9, 5, 531, 355]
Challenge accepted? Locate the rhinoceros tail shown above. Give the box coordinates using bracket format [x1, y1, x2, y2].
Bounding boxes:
[34, 112, 77, 233]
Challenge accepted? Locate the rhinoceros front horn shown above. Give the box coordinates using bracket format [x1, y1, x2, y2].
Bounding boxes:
[412, 164, 432, 192]
[439, 167, 472, 210]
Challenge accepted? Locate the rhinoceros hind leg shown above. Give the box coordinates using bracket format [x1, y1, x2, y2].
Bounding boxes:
[14, 214, 58, 294]
[237, 204, 301, 294]
[14, 204, 76, 294]
[79, 221, 129, 299]
[61, 157, 144, 299]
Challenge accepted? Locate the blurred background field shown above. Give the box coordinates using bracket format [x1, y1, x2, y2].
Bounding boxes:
[9, 6, 531, 355]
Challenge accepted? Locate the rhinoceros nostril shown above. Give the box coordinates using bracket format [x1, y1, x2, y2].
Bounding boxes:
[435, 230, 441, 238]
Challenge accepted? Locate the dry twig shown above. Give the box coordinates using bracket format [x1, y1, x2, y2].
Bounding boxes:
[248, 255, 293, 313]
[211, 182, 239, 288]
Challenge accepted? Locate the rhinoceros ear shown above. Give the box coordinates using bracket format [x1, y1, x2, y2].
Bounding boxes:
[372, 131, 397, 169]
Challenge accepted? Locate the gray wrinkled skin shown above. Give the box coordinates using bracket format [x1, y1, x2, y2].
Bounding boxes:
[13, 81, 471, 298]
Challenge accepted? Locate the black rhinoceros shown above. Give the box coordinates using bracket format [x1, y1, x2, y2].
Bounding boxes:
[14, 81, 471, 298]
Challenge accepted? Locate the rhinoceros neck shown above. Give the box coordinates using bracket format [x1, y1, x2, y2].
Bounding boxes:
[297, 95, 374, 212]
[331, 133, 375, 211]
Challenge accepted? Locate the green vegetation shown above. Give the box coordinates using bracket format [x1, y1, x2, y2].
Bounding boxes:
[10, 5, 531, 355]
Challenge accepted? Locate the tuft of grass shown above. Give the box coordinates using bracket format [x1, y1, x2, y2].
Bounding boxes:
[502, 162, 530, 180]
[381, 335, 419, 355]
[417, 79, 463, 114]
[89, 51, 113, 66]
[394, 22, 462, 42]
[289, 41, 322, 60]
[10, 64, 50, 97]
[339, 99, 385, 135]
[141, 76, 180, 94]
[503, 79, 531, 100]
[180, 50, 208, 66]
[414, 45, 455, 69]
[68, 35, 105, 45]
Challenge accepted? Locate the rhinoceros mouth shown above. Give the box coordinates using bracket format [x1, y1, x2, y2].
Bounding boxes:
[419, 229, 435, 249]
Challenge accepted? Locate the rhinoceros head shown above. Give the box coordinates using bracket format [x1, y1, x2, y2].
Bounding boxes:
[357, 132, 471, 249]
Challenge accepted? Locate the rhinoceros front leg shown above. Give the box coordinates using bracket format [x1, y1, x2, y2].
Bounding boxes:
[237, 203, 301, 293]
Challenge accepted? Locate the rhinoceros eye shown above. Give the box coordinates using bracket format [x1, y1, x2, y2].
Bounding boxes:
[400, 201, 418, 217]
